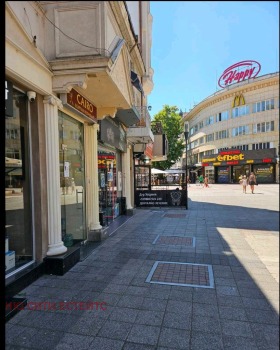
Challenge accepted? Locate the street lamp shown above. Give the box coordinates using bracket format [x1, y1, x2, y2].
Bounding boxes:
[184, 126, 189, 210]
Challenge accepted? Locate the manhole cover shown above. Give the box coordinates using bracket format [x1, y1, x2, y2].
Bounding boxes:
[164, 214, 186, 218]
[146, 261, 214, 288]
[153, 235, 195, 247]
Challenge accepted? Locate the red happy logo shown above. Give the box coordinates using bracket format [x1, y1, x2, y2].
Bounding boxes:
[218, 60, 261, 88]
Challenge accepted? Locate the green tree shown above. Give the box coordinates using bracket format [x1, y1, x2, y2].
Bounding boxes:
[151, 105, 184, 170]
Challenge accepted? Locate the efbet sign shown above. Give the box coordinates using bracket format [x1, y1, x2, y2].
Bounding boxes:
[218, 60, 261, 88]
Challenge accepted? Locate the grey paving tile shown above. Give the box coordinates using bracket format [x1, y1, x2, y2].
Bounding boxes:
[218, 306, 248, 321]
[141, 297, 168, 312]
[54, 333, 94, 350]
[245, 308, 279, 324]
[127, 324, 160, 346]
[216, 295, 244, 308]
[250, 322, 279, 347]
[221, 319, 253, 338]
[126, 286, 150, 296]
[216, 286, 240, 297]
[9, 328, 62, 349]
[241, 296, 274, 310]
[158, 327, 190, 349]
[192, 315, 222, 334]
[162, 311, 191, 330]
[192, 302, 219, 318]
[190, 331, 223, 350]
[5, 325, 36, 346]
[109, 307, 139, 323]
[192, 289, 218, 305]
[117, 295, 144, 309]
[88, 337, 124, 350]
[31, 312, 80, 331]
[222, 335, 257, 350]
[103, 283, 128, 294]
[69, 315, 106, 336]
[135, 310, 164, 326]
[166, 300, 192, 315]
[123, 343, 155, 350]
[97, 320, 132, 341]
[168, 287, 193, 302]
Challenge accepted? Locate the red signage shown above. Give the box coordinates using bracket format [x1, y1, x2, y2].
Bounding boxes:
[67, 89, 97, 122]
[262, 158, 272, 163]
[218, 60, 261, 88]
[220, 150, 241, 156]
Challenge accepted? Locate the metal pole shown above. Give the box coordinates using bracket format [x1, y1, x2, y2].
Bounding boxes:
[184, 131, 189, 210]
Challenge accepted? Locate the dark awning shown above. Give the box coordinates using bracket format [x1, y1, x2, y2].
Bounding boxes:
[131, 71, 144, 93]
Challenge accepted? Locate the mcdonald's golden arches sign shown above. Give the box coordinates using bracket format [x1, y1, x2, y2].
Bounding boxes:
[232, 93, 245, 108]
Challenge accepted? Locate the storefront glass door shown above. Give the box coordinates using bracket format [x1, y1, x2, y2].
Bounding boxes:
[98, 151, 117, 226]
[58, 111, 86, 245]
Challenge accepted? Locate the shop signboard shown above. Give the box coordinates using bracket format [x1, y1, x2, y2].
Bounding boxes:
[253, 164, 274, 183]
[135, 190, 187, 207]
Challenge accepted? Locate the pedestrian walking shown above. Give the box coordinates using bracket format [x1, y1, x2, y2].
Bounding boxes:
[203, 176, 209, 188]
[198, 174, 204, 186]
[248, 172, 257, 194]
[240, 175, 248, 193]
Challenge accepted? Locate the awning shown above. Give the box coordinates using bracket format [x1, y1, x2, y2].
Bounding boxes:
[131, 71, 144, 93]
[190, 167, 202, 173]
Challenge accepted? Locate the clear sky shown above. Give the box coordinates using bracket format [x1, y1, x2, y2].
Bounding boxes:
[148, 1, 279, 117]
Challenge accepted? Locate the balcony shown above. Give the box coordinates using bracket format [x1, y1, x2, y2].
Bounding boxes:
[127, 106, 154, 144]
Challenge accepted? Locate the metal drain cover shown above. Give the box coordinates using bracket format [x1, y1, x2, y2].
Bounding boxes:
[146, 261, 214, 288]
[152, 235, 195, 247]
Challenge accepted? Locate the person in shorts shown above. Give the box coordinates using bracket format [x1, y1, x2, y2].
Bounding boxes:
[248, 172, 257, 194]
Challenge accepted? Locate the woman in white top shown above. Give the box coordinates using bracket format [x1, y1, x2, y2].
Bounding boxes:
[240, 175, 248, 194]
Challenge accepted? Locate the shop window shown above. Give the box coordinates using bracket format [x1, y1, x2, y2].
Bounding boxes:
[5, 87, 33, 275]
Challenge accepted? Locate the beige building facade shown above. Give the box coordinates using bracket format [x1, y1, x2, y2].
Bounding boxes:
[5, 0, 154, 290]
[182, 72, 279, 184]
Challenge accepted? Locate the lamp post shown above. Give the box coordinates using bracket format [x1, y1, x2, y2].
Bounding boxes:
[184, 128, 189, 210]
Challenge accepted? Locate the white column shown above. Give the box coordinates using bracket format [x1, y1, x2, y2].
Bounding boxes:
[44, 96, 67, 256]
[85, 123, 102, 231]
[123, 145, 133, 209]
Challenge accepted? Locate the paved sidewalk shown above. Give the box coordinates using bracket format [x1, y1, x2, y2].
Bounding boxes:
[6, 184, 279, 350]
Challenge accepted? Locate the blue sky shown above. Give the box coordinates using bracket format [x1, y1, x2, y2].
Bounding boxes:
[148, 1, 279, 116]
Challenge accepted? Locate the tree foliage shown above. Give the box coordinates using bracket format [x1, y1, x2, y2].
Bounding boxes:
[151, 105, 184, 170]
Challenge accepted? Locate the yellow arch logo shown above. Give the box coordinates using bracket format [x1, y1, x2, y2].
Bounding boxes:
[232, 94, 245, 108]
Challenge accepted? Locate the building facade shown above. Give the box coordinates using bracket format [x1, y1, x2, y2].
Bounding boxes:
[5, 1, 154, 290]
[182, 72, 279, 184]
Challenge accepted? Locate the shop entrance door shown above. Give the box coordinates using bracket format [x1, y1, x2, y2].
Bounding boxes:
[98, 152, 117, 226]
[59, 112, 86, 245]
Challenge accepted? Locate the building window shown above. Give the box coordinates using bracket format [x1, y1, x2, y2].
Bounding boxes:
[253, 121, 274, 133]
[252, 142, 270, 150]
[216, 129, 229, 139]
[216, 110, 229, 122]
[199, 137, 205, 145]
[232, 105, 250, 118]
[232, 125, 249, 137]
[206, 133, 214, 142]
[253, 99, 274, 113]
[205, 116, 214, 126]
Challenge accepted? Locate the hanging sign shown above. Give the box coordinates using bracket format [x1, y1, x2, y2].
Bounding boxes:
[218, 60, 261, 88]
[67, 89, 97, 122]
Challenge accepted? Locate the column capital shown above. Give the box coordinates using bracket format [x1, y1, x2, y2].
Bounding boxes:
[43, 95, 63, 109]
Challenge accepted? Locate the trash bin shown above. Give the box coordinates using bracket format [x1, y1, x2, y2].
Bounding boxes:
[117, 197, 126, 215]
